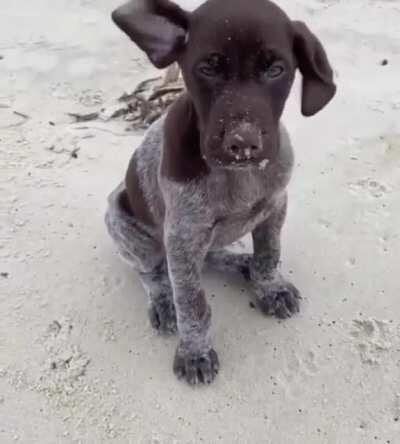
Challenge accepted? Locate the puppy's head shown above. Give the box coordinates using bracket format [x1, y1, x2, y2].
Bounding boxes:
[113, 0, 336, 169]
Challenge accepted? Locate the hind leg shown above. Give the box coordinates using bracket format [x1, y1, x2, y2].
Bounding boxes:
[205, 249, 252, 281]
[140, 262, 177, 334]
[105, 185, 177, 334]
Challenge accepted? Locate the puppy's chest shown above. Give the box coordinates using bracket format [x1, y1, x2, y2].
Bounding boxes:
[207, 172, 273, 247]
[209, 171, 268, 217]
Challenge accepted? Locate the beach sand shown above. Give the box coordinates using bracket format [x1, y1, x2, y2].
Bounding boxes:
[1, 0, 399, 442]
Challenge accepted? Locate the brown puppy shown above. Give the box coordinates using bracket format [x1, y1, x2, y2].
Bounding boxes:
[106, 0, 336, 385]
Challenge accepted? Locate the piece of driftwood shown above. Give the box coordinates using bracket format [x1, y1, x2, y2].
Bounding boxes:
[68, 64, 185, 130]
[119, 64, 185, 130]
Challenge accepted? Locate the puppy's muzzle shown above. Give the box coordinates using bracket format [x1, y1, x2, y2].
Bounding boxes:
[223, 123, 263, 163]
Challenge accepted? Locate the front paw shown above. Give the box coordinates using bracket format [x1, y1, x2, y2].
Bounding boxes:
[148, 297, 177, 335]
[173, 347, 219, 385]
[253, 277, 301, 319]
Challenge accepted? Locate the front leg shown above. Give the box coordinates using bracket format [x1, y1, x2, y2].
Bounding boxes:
[250, 194, 301, 319]
[165, 224, 219, 385]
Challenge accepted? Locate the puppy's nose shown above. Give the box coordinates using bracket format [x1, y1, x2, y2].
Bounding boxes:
[223, 124, 262, 161]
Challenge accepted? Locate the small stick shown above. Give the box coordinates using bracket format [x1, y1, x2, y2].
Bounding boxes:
[67, 112, 99, 122]
[13, 111, 29, 119]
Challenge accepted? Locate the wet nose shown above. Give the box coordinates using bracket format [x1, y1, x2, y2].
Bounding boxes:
[223, 124, 262, 161]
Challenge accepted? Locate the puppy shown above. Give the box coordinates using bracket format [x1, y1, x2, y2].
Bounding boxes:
[106, 0, 336, 385]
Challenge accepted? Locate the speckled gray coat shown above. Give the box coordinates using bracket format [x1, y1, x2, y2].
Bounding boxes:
[105, 116, 300, 384]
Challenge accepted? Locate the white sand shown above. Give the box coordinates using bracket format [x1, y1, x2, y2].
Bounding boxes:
[1, 0, 399, 443]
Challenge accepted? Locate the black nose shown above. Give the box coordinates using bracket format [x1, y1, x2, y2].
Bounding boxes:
[223, 124, 262, 161]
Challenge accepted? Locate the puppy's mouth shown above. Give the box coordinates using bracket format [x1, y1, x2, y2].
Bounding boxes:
[202, 154, 270, 170]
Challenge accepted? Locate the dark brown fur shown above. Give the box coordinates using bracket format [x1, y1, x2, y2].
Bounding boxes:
[125, 156, 156, 226]
[161, 94, 209, 182]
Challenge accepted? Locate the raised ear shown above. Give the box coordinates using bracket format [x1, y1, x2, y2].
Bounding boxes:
[292, 21, 336, 117]
[112, 0, 189, 69]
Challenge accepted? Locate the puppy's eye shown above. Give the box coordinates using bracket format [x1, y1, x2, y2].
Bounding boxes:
[198, 54, 225, 77]
[266, 64, 284, 79]
[259, 57, 285, 79]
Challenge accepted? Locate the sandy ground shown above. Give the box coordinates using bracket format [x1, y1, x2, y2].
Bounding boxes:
[1, 0, 400, 443]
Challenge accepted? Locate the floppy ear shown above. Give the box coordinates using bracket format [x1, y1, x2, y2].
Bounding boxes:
[112, 0, 189, 69]
[292, 21, 336, 117]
